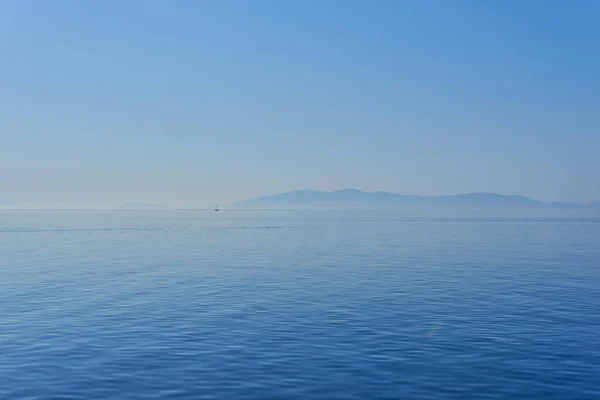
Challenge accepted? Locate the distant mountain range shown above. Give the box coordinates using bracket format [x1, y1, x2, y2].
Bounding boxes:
[121, 202, 165, 209]
[236, 189, 600, 209]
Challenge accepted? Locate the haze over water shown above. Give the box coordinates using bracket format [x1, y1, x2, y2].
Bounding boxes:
[2, 209, 599, 399]
[2, 1, 600, 397]
[2, 1, 600, 206]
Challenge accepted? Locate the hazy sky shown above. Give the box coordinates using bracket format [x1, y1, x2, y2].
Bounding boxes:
[1, 0, 599, 207]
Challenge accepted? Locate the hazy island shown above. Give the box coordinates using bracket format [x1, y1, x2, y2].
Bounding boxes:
[121, 202, 165, 209]
[235, 189, 598, 209]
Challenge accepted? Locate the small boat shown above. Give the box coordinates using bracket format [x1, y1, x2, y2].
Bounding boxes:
[214, 203, 220, 212]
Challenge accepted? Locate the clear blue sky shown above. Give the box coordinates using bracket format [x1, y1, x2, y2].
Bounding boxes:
[1, 0, 598, 207]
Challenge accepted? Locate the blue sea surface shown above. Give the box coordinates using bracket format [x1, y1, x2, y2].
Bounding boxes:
[1, 209, 599, 399]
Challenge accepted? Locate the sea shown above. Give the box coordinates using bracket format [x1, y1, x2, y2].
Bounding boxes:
[1, 209, 599, 399]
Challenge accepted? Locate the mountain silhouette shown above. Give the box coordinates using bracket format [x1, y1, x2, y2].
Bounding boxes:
[236, 189, 592, 208]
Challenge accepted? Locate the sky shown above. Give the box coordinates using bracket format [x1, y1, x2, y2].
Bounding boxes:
[1, 0, 599, 207]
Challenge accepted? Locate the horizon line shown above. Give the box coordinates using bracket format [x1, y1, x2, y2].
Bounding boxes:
[2, 189, 599, 208]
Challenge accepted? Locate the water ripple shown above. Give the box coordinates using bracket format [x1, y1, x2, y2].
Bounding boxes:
[1, 210, 599, 399]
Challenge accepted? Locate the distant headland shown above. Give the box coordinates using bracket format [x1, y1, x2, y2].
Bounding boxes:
[121, 202, 165, 209]
[235, 189, 600, 209]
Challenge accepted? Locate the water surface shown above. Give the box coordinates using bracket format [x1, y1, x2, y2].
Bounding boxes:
[1, 210, 599, 399]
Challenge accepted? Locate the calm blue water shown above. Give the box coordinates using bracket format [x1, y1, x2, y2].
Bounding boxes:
[1, 209, 599, 399]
